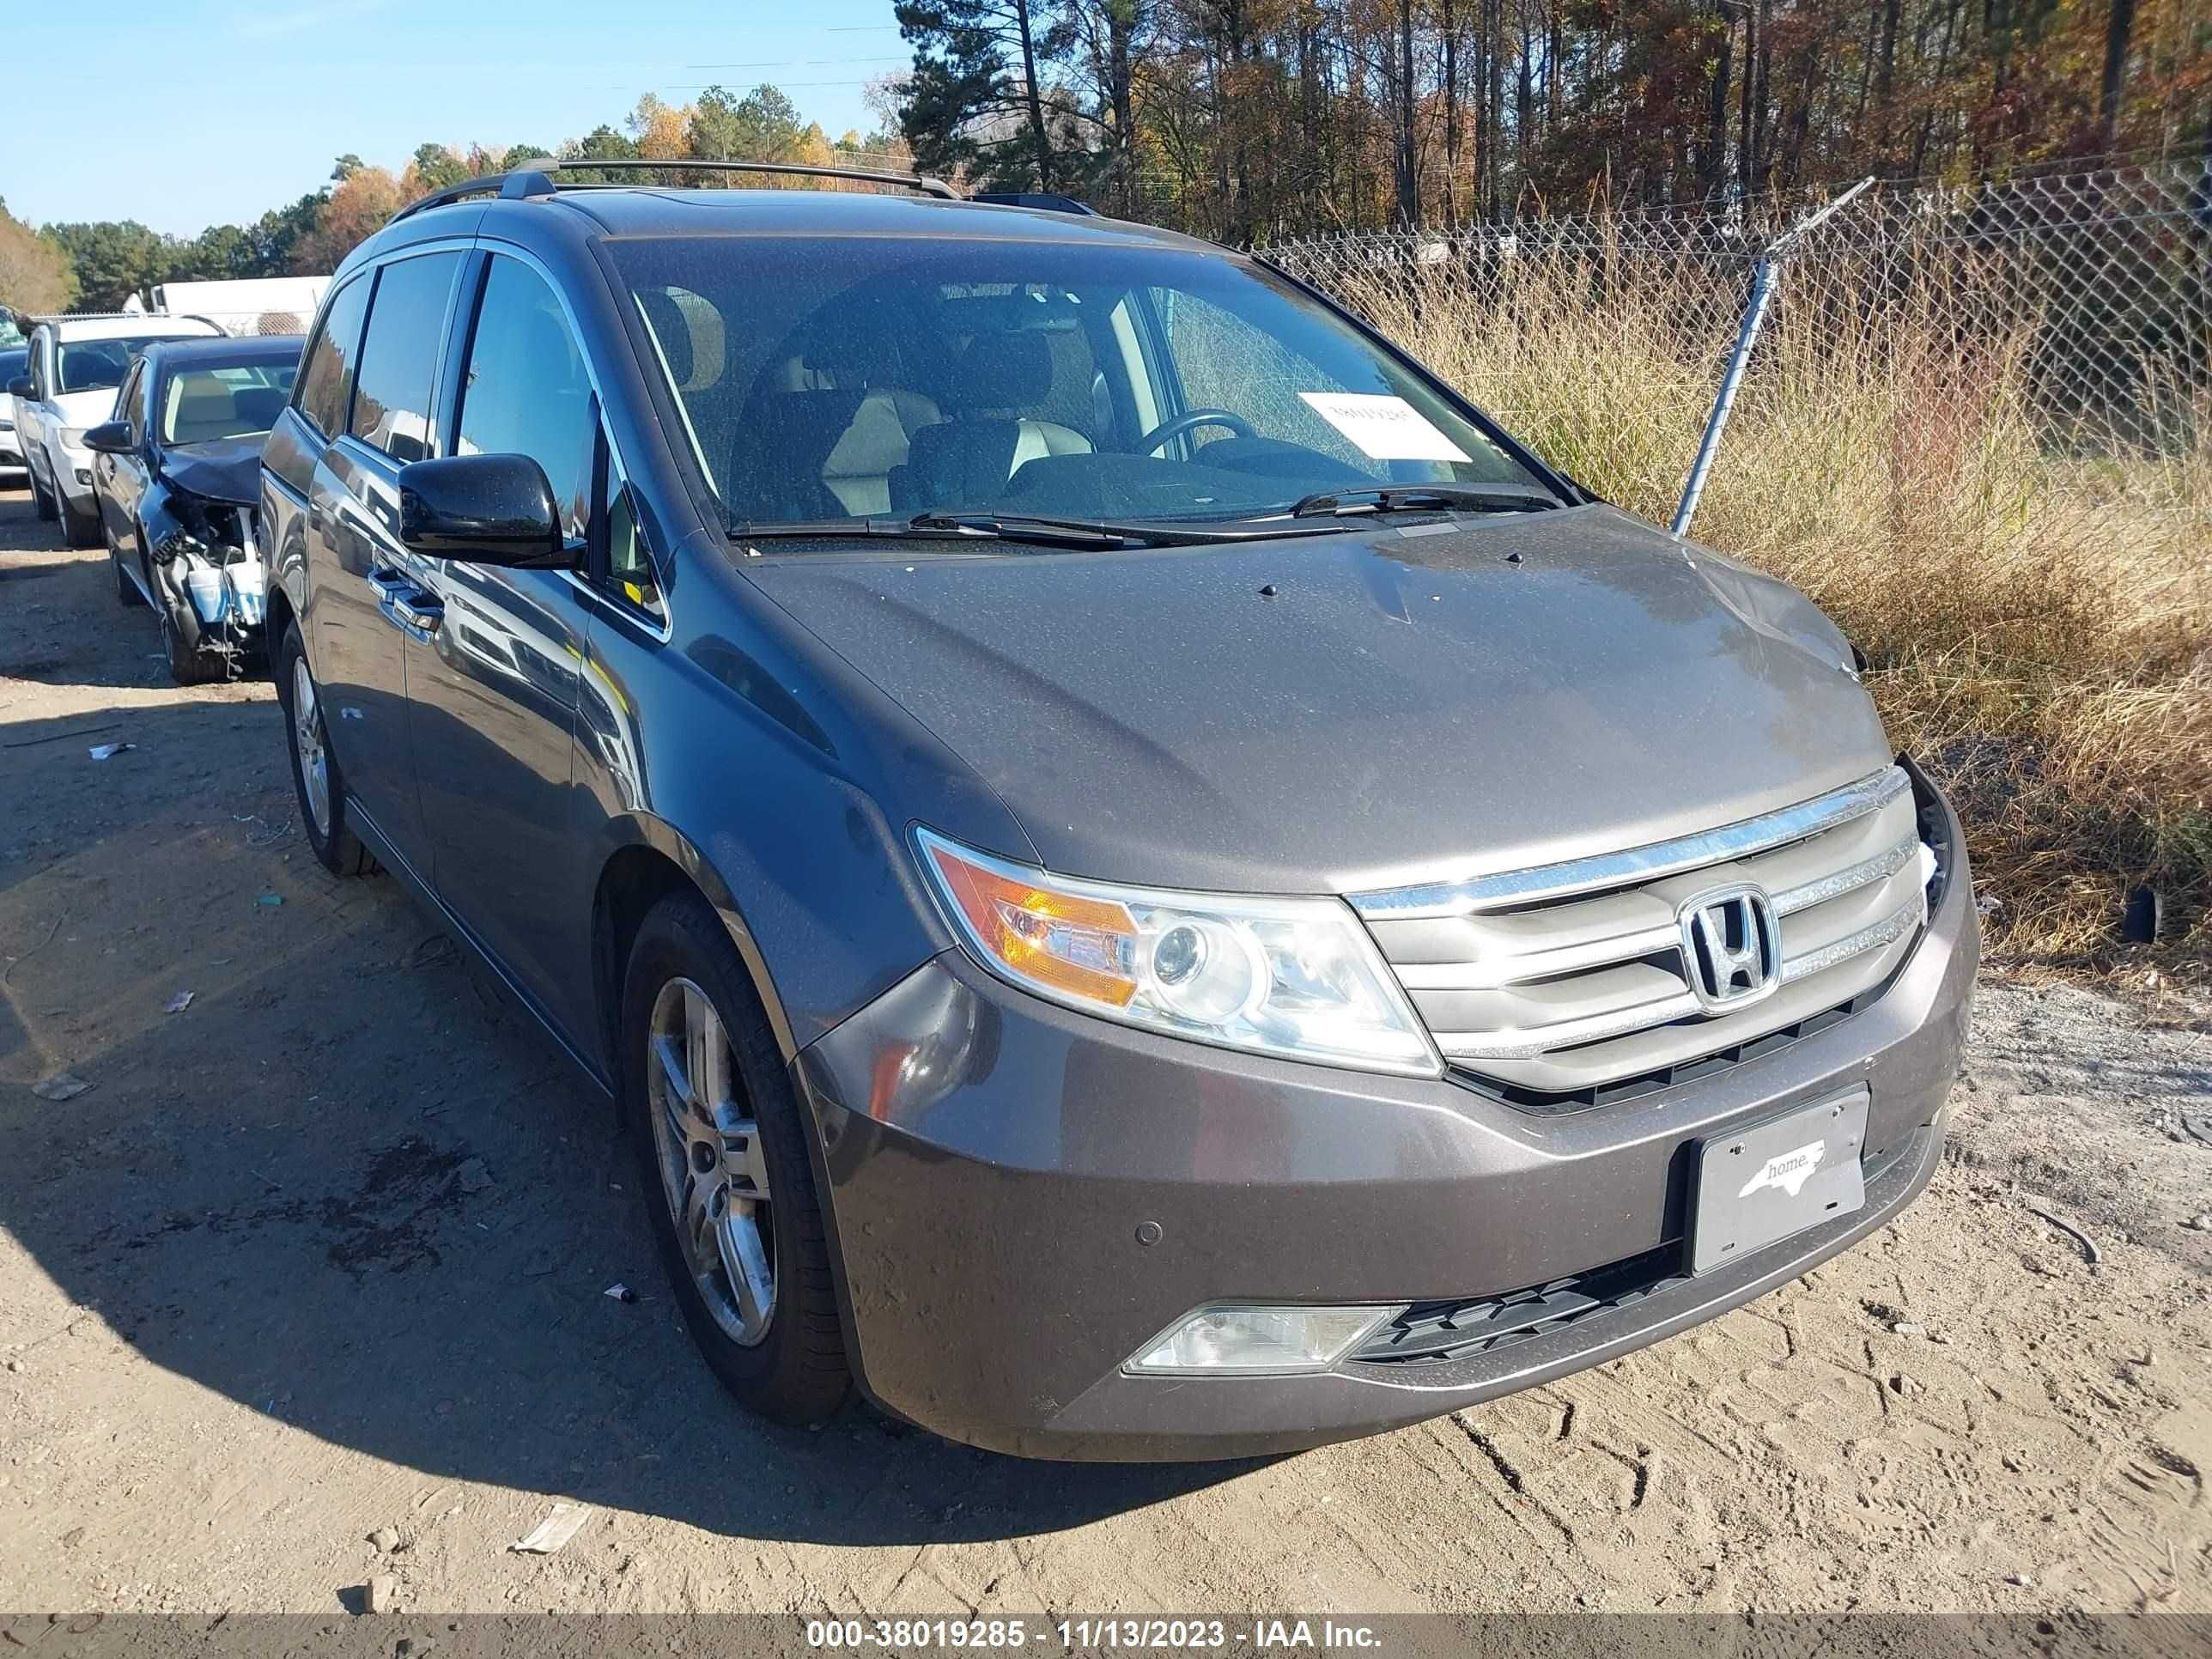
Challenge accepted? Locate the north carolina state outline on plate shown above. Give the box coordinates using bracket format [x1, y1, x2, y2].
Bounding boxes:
[1297, 391, 1473, 463]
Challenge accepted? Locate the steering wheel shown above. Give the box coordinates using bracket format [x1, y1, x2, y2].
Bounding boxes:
[1135, 407, 1257, 455]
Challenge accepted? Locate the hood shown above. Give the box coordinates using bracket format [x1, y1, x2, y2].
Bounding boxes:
[747, 505, 1893, 896]
[160, 435, 265, 507]
[51, 389, 122, 434]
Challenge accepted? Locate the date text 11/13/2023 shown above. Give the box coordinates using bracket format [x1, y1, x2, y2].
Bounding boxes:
[805, 1618, 1387, 1650]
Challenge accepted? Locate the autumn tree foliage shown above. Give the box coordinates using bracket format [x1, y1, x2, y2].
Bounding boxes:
[0, 206, 76, 315]
[891, 0, 2211, 235]
[292, 165, 405, 273]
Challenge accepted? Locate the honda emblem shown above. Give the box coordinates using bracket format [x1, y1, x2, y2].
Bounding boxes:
[1679, 884, 1782, 1012]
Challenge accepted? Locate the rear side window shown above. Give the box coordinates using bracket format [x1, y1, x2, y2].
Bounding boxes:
[349, 252, 462, 462]
[295, 277, 368, 439]
[455, 256, 594, 546]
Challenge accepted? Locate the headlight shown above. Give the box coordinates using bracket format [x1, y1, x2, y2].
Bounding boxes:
[915, 827, 1441, 1077]
[59, 426, 89, 452]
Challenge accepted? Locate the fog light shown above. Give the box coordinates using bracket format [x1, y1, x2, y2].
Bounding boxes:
[1124, 1304, 1402, 1376]
[74, 468, 91, 486]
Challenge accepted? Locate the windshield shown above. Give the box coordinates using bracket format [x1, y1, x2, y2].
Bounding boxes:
[58, 336, 179, 396]
[607, 235, 1551, 533]
[0, 349, 24, 386]
[160, 362, 298, 446]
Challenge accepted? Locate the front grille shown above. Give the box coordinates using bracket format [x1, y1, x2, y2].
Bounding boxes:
[1352, 767, 1928, 1102]
[1356, 1245, 1687, 1364]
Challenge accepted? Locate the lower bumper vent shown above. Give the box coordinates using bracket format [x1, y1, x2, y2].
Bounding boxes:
[1354, 1245, 1687, 1366]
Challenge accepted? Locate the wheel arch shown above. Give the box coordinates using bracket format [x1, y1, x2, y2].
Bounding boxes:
[591, 815, 871, 1400]
[263, 581, 299, 684]
[590, 816, 802, 1098]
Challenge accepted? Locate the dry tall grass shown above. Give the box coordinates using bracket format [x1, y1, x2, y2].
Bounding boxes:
[1332, 250, 2211, 971]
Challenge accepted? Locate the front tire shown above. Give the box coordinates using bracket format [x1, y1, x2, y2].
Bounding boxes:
[275, 619, 371, 876]
[112, 541, 142, 607]
[158, 597, 219, 684]
[623, 891, 851, 1426]
[30, 467, 57, 522]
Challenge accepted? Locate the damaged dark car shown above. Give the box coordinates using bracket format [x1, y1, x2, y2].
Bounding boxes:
[87, 334, 302, 683]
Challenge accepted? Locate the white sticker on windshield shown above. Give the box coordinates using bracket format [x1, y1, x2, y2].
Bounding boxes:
[1297, 392, 1472, 463]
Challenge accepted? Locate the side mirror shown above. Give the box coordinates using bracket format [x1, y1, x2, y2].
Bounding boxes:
[6, 377, 30, 399]
[82, 421, 135, 455]
[397, 453, 570, 568]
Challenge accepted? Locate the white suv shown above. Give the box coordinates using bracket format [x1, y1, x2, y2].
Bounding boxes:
[9, 315, 220, 544]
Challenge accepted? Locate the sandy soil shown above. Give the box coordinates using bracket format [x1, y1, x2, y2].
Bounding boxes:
[3, 487, 2209, 1619]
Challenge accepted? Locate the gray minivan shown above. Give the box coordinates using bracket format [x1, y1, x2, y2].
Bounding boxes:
[260, 164, 1976, 1461]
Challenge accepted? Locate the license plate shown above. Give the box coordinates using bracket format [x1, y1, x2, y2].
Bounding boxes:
[1691, 1088, 1869, 1274]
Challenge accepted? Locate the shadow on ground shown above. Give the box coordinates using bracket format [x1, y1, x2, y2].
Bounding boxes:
[2, 521, 1254, 1551]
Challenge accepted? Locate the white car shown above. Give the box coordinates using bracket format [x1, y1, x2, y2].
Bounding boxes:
[0, 343, 26, 480]
[10, 315, 221, 544]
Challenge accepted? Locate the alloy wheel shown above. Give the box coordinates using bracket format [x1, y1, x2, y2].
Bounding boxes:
[646, 977, 776, 1346]
[290, 656, 331, 836]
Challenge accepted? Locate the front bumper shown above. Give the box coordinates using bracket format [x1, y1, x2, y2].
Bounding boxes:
[55, 448, 94, 509]
[793, 781, 1977, 1462]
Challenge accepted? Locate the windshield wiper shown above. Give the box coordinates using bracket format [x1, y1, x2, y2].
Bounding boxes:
[1284, 483, 1565, 519]
[730, 510, 1361, 551]
[905, 511, 1158, 549]
[731, 514, 1164, 550]
[907, 510, 1363, 549]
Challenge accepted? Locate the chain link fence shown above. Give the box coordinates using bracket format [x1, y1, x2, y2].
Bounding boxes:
[1264, 160, 2212, 533]
[179, 310, 313, 337]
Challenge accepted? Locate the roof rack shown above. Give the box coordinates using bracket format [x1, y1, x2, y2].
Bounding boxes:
[386, 158, 961, 226]
[554, 158, 962, 198]
[388, 168, 560, 225]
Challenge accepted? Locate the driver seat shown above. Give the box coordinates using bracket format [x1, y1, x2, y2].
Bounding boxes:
[890, 332, 1091, 511]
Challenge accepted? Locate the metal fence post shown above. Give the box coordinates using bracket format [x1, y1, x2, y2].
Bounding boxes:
[1671, 178, 1876, 538]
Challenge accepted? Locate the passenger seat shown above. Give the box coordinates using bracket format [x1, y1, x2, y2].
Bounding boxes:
[167, 383, 244, 446]
[822, 386, 941, 517]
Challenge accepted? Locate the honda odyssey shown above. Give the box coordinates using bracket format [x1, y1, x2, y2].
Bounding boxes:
[260, 162, 1976, 1461]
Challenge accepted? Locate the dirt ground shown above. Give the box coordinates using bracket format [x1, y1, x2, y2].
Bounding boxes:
[3, 483, 2209, 1620]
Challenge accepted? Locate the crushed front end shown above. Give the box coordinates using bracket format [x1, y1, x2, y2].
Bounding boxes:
[143, 482, 268, 678]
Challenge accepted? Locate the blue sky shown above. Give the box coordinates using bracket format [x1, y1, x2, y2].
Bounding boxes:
[1, 0, 905, 236]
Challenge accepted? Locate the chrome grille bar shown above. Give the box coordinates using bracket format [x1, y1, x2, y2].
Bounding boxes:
[1389, 921, 1679, 991]
[1779, 894, 1925, 985]
[1770, 832, 1918, 917]
[1352, 766, 1911, 921]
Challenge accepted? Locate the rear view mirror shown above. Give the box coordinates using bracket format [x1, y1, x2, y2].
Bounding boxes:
[6, 377, 29, 399]
[397, 453, 570, 568]
[82, 421, 135, 455]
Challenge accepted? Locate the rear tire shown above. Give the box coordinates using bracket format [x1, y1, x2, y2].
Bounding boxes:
[623, 890, 852, 1427]
[275, 619, 372, 876]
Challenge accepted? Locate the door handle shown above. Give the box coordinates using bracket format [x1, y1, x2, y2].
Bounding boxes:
[368, 566, 443, 634]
